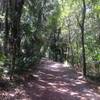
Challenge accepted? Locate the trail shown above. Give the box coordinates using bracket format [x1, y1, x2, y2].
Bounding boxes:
[0, 59, 100, 100]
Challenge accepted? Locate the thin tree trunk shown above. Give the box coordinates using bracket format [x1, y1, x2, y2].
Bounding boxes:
[76, 0, 86, 76]
[81, 0, 86, 76]
[76, 41, 79, 64]
[4, 1, 9, 56]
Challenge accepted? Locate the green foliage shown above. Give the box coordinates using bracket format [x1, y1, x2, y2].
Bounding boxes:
[0, 0, 100, 79]
[0, 52, 6, 75]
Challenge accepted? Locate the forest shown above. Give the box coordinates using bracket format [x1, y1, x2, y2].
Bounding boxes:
[0, 0, 100, 99]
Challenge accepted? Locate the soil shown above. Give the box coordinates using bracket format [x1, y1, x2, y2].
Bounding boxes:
[0, 59, 100, 100]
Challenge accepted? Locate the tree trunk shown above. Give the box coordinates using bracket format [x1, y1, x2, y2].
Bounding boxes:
[9, 0, 24, 79]
[4, 1, 9, 56]
[76, 0, 86, 76]
[81, 0, 86, 76]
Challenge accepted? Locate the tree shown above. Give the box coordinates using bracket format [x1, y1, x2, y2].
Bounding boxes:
[4, 0, 9, 56]
[9, 0, 24, 78]
[0, 0, 100, 80]
[76, 0, 86, 76]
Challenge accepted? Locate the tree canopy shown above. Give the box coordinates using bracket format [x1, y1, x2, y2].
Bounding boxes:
[0, 0, 100, 79]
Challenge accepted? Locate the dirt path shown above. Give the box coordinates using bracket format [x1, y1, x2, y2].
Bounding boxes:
[0, 59, 100, 100]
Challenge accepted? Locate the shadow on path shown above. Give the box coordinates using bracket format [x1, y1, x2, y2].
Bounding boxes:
[1, 59, 100, 100]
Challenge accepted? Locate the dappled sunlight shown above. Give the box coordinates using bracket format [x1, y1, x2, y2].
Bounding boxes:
[0, 86, 30, 100]
[0, 0, 100, 99]
[0, 59, 100, 100]
[48, 82, 57, 86]
[75, 81, 85, 85]
[78, 75, 83, 79]
[58, 88, 69, 93]
[50, 63, 62, 68]
[70, 91, 79, 96]
[63, 60, 71, 68]
[41, 62, 67, 72]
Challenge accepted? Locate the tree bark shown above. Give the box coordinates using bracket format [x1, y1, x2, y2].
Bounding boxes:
[9, 0, 24, 79]
[76, 0, 86, 76]
[4, 1, 9, 56]
[81, 0, 86, 76]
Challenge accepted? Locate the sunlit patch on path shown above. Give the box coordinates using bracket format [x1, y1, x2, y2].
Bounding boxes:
[0, 59, 100, 100]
